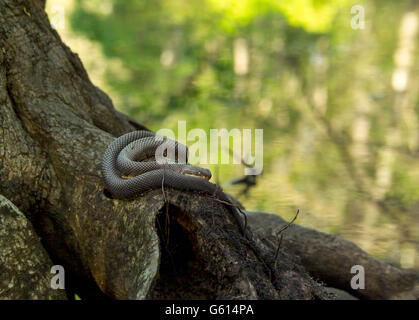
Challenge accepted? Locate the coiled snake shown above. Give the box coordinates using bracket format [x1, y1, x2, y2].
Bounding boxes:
[100, 131, 289, 284]
[101, 131, 243, 230]
[101, 130, 262, 265]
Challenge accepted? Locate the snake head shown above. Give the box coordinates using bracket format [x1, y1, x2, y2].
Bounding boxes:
[181, 166, 212, 180]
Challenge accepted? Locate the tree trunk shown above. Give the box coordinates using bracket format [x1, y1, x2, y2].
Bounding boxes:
[0, 0, 416, 300]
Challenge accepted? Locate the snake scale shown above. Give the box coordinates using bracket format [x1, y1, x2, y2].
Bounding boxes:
[101, 130, 245, 233]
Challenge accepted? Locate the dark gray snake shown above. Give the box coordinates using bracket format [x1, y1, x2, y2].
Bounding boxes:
[100, 131, 280, 279]
[101, 130, 235, 205]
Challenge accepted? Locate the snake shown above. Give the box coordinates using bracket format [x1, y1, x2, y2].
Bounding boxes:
[101, 131, 272, 274]
[101, 131, 239, 210]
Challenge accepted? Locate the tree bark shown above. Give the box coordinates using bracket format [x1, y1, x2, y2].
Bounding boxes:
[0, 0, 416, 300]
[247, 212, 418, 300]
[0, 195, 66, 299]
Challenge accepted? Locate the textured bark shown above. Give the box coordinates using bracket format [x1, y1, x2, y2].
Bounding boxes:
[247, 212, 418, 300]
[0, 195, 66, 300]
[0, 0, 415, 300]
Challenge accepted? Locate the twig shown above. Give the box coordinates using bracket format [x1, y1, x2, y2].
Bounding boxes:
[273, 234, 283, 270]
[276, 208, 300, 236]
[160, 166, 170, 250]
[161, 166, 167, 203]
[274, 208, 300, 268]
